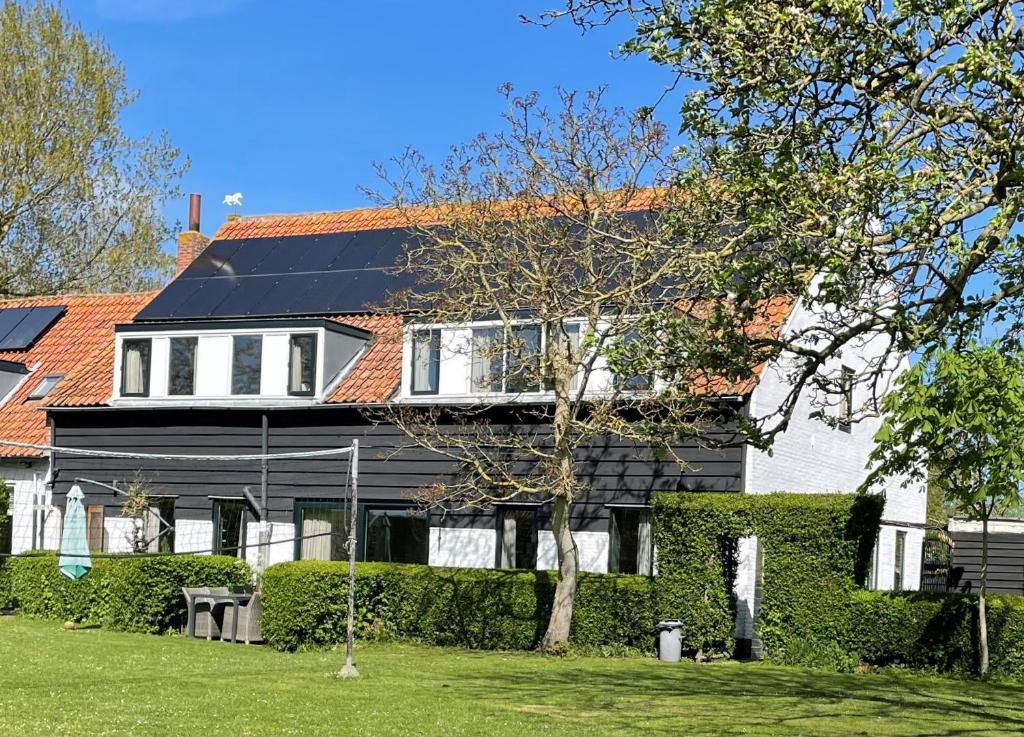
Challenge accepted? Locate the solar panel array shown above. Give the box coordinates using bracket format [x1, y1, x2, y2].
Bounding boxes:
[0, 306, 66, 350]
[135, 227, 420, 321]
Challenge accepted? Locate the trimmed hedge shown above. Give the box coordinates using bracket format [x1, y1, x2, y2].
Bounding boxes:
[651, 491, 883, 661]
[1, 553, 251, 633]
[261, 561, 656, 653]
[844, 591, 1024, 679]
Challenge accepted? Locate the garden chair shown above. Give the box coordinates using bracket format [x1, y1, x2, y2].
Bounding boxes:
[220, 591, 263, 645]
[182, 586, 230, 640]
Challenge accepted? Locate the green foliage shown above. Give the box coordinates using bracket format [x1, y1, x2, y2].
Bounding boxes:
[0, 0, 184, 295]
[652, 491, 882, 660]
[260, 561, 656, 653]
[845, 591, 1024, 680]
[870, 345, 1024, 519]
[2, 553, 250, 633]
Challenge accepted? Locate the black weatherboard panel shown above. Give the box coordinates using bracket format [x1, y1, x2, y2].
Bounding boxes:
[0, 306, 65, 349]
[135, 227, 419, 321]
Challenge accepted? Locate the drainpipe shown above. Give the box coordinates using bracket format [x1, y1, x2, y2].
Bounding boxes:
[256, 413, 270, 580]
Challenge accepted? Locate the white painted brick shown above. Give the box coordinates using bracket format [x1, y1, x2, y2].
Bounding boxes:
[429, 526, 495, 568]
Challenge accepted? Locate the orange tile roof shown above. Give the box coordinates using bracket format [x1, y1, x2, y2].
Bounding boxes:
[326, 314, 403, 404]
[0, 293, 155, 456]
[214, 190, 667, 241]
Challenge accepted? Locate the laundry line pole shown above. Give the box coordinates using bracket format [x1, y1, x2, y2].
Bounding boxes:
[338, 438, 359, 679]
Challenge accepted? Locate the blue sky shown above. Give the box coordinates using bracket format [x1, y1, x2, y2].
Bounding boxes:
[71, 1, 678, 248]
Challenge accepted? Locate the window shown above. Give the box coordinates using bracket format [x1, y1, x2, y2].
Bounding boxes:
[213, 499, 245, 557]
[85, 505, 104, 553]
[608, 507, 653, 575]
[506, 324, 542, 394]
[410, 329, 440, 395]
[0, 510, 10, 555]
[471, 327, 503, 393]
[563, 323, 582, 391]
[288, 333, 317, 396]
[866, 537, 880, 590]
[497, 507, 538, 570]
[894, 530, 906, 591]
[121, 339, 151, 397]
[294, 501, 349, 561]
[616, 330, 652, 390]
[27, 374, 62, 400]
[362, 507, 428, 563]
[839, 365, 854, 429]
[231, 335, 263, 395]
[147, 498, 175, 553]
[168, 337, 198, 396]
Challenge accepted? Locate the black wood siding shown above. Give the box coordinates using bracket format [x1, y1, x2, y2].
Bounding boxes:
[50, 407, 743, 532]
[950, 531, 1024, 595]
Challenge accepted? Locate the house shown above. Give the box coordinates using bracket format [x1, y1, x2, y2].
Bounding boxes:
[0, 292, 154, 554]
[33, 196, 926, 637]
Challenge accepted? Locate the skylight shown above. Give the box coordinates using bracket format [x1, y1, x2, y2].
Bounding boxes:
[28, 374, 63, 400]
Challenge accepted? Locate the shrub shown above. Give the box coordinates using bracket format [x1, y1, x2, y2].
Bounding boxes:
[651, 491, 883, 660]
[260, 561, 657, 653]
[3, 553, 251, 633]
[846, 590, 1024, 679]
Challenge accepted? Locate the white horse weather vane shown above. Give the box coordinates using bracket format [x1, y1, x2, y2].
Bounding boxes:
[223, 192, 243, 207]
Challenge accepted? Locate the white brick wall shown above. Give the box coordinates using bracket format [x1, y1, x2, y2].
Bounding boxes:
[537, 530, 608, 573]
[734, 295, 927, 635]
[244, 521, 296, 569]
[1, 461, 52, 553]
[429, 527, 495, 568]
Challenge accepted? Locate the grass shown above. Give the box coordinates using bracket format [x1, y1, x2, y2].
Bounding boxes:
[0, 617, 1021, 737]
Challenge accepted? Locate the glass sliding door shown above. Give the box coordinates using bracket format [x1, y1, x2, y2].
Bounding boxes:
[497, 507, 538, 570]
[362, 507, 428, 564]
[608, 507, 653, 575]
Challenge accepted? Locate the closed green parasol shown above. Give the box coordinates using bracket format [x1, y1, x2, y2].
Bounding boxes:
[58, 485, 92, 580]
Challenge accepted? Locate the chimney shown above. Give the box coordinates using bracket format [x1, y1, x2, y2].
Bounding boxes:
[176, 193, 210, 275]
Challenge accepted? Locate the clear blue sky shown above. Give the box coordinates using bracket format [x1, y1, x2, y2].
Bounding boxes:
[70, 1, 678, 249]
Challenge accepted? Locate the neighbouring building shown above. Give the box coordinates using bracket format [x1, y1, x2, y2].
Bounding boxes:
[26, 196, 925, 644]
[0, 292, 153, 554]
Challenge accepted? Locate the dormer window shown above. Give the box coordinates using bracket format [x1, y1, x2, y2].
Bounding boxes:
[168, 337, 197, 396]
[410, 329, 440, 395]
[288, 333, 317, 396]
[471, 327, 503, 393]
[231, 335, 262, 395]
[121, 338, 151, 397]
[506, 324, 541, 394]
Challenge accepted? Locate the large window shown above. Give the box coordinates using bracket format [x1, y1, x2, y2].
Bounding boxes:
[147, 498, 175, 553]
[168, 337, 198, 396]
[86, 505, 104, 552]
[362, 506, 428, 563]
[894, 530, 906, 591]
[295, 501, 349, 561]
[608, 507, 653, 575]
[471, 327, 503, 393]
[497, 506, 538, 570]
[288, 333, 317, 396]
[120, 338, 151, 397]
[506, 324, 542, 394]
[213, 499, 245, 557]
[410, 329, 440, 395]
[616, 330, 652, 390]
[231, 335, 263, 395]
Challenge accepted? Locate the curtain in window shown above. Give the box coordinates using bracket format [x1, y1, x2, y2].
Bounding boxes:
[290, 338, 305, 393]
[411, 331, 438, 393]
[636, 511, 653, 576]
[471, 328, 501, 392]
[123, 343, 145, 394]
[301, 509, 332, 561]
[500, 513, 517, 568]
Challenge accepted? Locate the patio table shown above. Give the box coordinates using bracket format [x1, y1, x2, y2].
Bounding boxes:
[188, 592, 252, 642]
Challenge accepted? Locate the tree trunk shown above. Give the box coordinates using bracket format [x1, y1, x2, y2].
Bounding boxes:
[979, 510, 990, 677]
[541, 361, 579, 653]
[541, 492, 578, 652]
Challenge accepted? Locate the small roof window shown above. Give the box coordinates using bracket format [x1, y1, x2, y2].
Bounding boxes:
[27, 374, 63, 400]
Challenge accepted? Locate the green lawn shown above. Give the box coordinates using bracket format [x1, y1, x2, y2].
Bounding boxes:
[0, 617, 1020, 737]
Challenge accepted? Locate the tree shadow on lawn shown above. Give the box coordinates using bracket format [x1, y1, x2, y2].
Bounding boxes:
[452, 659, 1024, 736]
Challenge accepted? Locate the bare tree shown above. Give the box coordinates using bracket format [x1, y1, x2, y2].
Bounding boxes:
[371, 88, 762, 651]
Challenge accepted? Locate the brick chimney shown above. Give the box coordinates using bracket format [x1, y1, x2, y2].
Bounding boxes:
[176, 193, 210, 274]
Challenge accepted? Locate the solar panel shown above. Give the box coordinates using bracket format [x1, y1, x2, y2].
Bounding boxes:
[133, 211, 659, 322]
[0, 306, 65, 350]
[135, 226, 416, 321]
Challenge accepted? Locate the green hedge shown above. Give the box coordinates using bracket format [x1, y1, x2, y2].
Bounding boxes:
[651, 491, 883, 661]
[844, 591, 1024, 679]
[2, 553, 251, 633]
[0, 480, 9, 609]
[261, 561, 656, 653]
